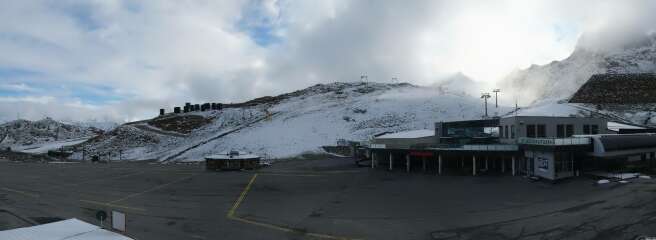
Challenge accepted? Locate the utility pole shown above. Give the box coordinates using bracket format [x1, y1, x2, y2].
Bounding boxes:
[493, 89, 501, 108]
[481, 93, 491, 118]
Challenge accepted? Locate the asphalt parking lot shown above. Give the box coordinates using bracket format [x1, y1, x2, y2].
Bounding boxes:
[2, 155, 656, 240]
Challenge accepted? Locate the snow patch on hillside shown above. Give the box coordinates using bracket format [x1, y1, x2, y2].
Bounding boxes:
[502, 33, 656, 104]
[78, 82, 510, 161]
[0, 118, 100, 152]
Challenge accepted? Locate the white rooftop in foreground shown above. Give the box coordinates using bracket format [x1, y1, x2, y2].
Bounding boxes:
[0, 218, 133, 240]
[607, 121, 645, 132]
[377, 129, 434, 139]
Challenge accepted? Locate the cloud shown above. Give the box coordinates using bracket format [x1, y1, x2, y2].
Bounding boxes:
[0, 83, 38, 92]
[0, 0, 655, 122]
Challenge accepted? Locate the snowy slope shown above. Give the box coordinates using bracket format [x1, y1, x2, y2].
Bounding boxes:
[500, 33, 656, 127]
[503, 33, 656, 104]
[76, 82, 510, 161]
[0, 118, 101, 151]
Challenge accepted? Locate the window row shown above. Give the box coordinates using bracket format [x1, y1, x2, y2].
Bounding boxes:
[499, 125, 515, 139]
[526, 124, 599, 138]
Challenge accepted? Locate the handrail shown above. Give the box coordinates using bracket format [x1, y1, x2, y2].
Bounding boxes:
[517, 137, 590, 145]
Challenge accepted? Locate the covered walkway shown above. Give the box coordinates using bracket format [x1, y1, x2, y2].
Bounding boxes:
[369, 145, 521, 176]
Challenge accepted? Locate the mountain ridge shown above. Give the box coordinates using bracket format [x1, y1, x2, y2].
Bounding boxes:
[72, 81, 506, 161]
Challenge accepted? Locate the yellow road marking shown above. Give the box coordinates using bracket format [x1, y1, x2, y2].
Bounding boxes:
[53, 171, 146, 189]
[79, 171, 199, 212]
[110, 172, 199, 204]
[1, 187, 39, 198]
[227, 174, 258, 218]
[227, 174, 360, 240]
[258, 170, 362, 175]
[80, 199, 146, 212]
[260, 173, 322, 177]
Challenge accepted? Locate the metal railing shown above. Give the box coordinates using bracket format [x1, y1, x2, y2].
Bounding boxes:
[462, 144, 519, 151]
[429, 144, 518, 151]
[517, 137, 590, 146]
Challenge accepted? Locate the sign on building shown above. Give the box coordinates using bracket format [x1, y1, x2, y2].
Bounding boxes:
[369, 144, 386, 149]
[112, 211, 126, 232]
[538, 157, 549, 172]
[409, 151, 433, 157]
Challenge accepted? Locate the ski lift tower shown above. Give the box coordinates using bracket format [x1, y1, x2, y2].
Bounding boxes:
[481, 92, 491, 118]
[493, 89, 500, 108]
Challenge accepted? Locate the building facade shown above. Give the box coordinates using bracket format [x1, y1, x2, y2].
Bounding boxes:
[369, 116, 656, 181]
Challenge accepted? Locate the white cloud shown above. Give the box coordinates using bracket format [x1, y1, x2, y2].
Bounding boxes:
[0, 95, 55, 103]
[0, 0, 654, 122]
[0, 83, 38, 92]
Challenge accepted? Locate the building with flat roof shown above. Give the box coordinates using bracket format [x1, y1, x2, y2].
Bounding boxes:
[368, 116, 656, 181]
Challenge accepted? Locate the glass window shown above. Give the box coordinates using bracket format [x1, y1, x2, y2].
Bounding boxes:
[557, 124, 565, 138]
[504, 126, 509, 139]
[566, 125, 574, 137]
[591, 125, 599, 134]
[511, 125, 515, 138]
[527, 125, 536, 138]
[537, 124, 546, 138]
[583, 125, 590, 134]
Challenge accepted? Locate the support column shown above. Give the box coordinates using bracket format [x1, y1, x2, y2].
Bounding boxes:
[406, 154, 410, 173]
[571, 152, 575, 176]
[485, 156, 489, 170]
[438, 154, 443, 175]
[472, 155, 477, 176]
[422, 156, 427, 172]
[389, 153, 393, 171]
[526, 157, 530, 176]
[372, 152, 376, 168]
[511, 156, 516, 176]
[502, 157, 505, 173]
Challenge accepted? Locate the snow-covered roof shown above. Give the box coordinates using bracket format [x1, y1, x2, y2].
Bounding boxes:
[205, 150, 260, 160]
[376, 129, 434, 139]
[607, 121, 645, 132]
[0, 218, 133, 240]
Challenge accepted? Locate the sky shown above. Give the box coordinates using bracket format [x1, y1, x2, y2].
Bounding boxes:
[0, 0, 654, 123]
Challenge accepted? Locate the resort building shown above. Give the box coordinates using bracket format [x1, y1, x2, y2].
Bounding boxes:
[368, 116, 656, 181]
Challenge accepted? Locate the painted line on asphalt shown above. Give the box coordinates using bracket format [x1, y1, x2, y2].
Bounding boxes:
[1, 187, 40, 198]
[227, 174, 258, 218]
[53, 171, 146, 189]
[109, 172, 200, 204]
[260, 173, 322, 177]
[258, 170, 363, 175]
[80, 199, 146, 212]
[227, 174, 360, 240]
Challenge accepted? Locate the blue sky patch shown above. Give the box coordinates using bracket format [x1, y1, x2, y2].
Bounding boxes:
[237, 0, 283, 46]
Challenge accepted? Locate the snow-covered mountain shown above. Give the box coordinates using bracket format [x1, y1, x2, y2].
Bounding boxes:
[0, 118, 102, 152]
[432, 72, 488, 98]
[74, 82, 509, 161]
[503, 33, 656, 104]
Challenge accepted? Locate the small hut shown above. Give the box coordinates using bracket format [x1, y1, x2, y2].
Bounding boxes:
[205, 150, 260, 171]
